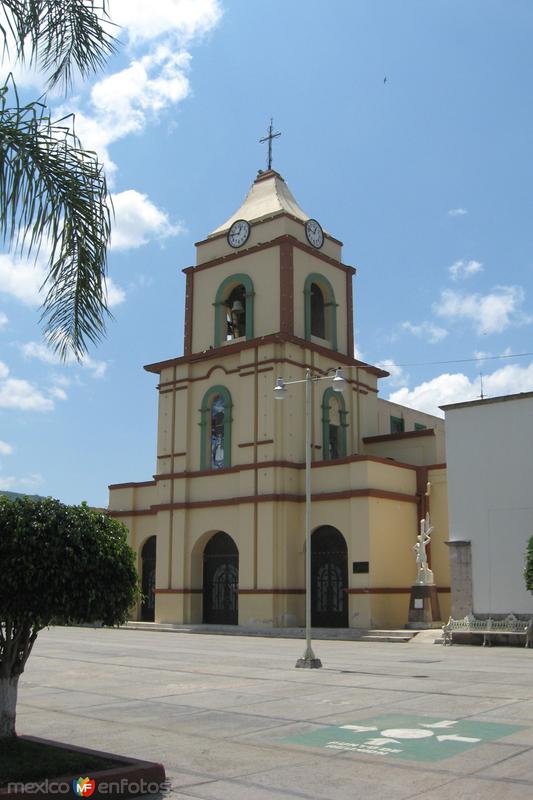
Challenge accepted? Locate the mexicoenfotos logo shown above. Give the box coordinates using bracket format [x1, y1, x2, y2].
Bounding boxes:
[72, 777, 96, 796]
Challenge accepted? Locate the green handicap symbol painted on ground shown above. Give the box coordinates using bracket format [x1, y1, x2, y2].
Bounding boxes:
[283, 714, 525, 761]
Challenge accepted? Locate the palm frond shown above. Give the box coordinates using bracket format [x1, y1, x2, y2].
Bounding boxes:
[0, 0, 116, 90]
[0, 78, 111, 358]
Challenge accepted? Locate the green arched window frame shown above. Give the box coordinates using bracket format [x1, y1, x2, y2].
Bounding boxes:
[199, 385, 233, 470]
[304, 273, 338, 351]
[214, 274, 255, 347]
[321, 387, 348, 460]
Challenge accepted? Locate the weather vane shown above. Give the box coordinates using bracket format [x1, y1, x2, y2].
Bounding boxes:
[259, 118, 281, 171]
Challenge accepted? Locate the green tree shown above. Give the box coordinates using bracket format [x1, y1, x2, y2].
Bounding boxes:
[0, 496, 139, 738]
[0, 1, 116, 358]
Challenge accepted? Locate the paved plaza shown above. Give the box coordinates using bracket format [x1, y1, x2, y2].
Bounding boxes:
[15, 627, 533, 799]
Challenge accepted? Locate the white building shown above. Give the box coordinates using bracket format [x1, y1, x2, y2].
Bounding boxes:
[442, 391, 533, 618]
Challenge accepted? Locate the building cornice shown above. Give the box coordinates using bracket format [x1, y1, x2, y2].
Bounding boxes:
[363, 428, 436, 445]
[144, 332, 387, 378]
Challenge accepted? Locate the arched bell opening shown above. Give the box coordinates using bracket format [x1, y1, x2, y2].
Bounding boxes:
[214, 274, 254, 346]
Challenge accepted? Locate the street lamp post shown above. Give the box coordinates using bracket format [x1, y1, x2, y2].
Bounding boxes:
[274, 367, 347, 668]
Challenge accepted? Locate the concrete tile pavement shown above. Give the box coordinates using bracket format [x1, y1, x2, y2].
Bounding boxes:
[14, 627, 533, 799]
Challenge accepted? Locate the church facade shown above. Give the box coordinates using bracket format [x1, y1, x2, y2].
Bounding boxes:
[108, 169, 450, 629]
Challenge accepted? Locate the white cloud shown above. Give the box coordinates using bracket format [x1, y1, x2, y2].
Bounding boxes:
[69, 51, 191, 176]
[448, 208, 468, 216]
[21, 341, 60, 365]
[0, 250, 125, 312]
[106, 276, 126, 306]
[434, 286, 530, 334]
[49, 386, 67, 401]
[110, 190, 183, 250]
[389, 361, 533, 417]
[0, 312, 8, 329]
[0, 361, 9, 380]
[0, 253, 47, 306]
[0, 473, 44, 492]
[375, 359, 408, 387]
[108, 0, 223, 45]
[21, 341, 108, 379]
[401, 320, 448, 344]
[0, 377, 54, 411]
[81, 355, 107, 379]
[0, 440, 13, 456]
[449, 259, 483, 281]
[61, 1, 222, 177]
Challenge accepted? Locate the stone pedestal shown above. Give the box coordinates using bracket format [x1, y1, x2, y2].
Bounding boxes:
[406, 584, 442, 629]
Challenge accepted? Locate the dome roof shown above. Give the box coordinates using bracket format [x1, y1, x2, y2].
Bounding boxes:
[209, 170, 309, 236]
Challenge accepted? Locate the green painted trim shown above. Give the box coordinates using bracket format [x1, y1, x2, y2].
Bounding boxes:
[199, 385, 233, 470]
[303, 272, 337, 351]
[214, 274, 254, 347]
[390, 415, 405, 434]
[321, 387, 347, 460]
[414, 423, 427, 431]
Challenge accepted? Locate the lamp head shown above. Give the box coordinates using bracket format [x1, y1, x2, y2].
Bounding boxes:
[332, 368, 347, 392]
[273, 377, 287, 400]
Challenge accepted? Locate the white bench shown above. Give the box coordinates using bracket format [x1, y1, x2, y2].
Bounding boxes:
[442, 614, 533, 647]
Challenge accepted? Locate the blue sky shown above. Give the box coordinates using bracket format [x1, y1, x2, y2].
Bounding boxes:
[1, 0, 533, 505]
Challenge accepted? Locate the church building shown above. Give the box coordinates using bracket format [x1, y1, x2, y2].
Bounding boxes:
[108, 167, 450, 629]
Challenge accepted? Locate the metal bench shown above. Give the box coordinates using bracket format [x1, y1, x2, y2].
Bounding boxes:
[442, 614, 533, 647]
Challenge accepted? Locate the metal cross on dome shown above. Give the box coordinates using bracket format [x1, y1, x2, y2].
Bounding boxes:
[259, 118, 281, 171]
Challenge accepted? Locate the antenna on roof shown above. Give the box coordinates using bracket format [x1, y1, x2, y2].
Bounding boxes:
[479, 373, 484, 400]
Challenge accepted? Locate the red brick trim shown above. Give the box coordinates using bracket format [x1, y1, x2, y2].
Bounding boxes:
[154, 586, 450, 596]
[348, 587, 451, 595]
[280, 241, 294, 335]
[108, 480, 157, 490]
[238, 439, 274, 448]
[148, 487, 416, 512]
[346, 268, 354, 356]
[108, 509, 157, 518]
[183, 268, 194, 355]
[363, 428, 436, 444]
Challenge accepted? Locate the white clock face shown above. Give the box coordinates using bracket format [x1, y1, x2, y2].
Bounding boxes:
[305, 219, 324, 249]
[227, 219, 251, 248]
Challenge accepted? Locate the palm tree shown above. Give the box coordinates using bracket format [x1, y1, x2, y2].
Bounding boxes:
[0, 1, 116, 359]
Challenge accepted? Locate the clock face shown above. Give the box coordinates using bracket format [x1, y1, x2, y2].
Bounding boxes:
[305, 219, 324, 249]
[227, 219, 251, 248]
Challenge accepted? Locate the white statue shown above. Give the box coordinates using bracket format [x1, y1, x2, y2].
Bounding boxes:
[413, 513, 435, 585]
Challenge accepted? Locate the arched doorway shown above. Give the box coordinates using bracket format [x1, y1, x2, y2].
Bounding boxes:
[203, 532, 239, 625]
[311, 526, 348, 627]
[140, 536, 156, 622]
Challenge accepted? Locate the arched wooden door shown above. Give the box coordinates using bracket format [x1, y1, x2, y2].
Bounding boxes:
[140, 536, 156, 622]
[203, 532, 239, 625]
[311, 526, 348, 627]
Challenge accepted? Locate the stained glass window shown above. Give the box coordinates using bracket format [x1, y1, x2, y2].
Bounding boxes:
[211, 395, 225, 469]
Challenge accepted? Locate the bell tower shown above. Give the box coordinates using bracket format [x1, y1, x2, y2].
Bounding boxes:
[183, 168, 356, 358]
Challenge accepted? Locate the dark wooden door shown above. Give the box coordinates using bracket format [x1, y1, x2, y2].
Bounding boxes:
[203, 532, 238, 625]
[311, 526, 348, 627]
